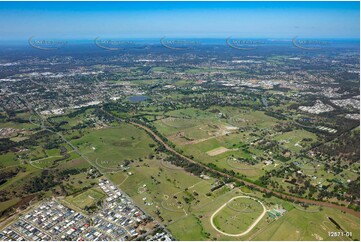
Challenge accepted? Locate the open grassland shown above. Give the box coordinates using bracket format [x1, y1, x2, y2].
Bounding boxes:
[273, 129, 317, 152]
[0, 153, 19, 168]
[71, 124, 156, 169]
[1, 102, 358, 241]
[0, 164, 42, 192]
[55, 158, 101, 195]
[29, 150, 79, 170]
[0, 198, 21, 214]
[0, 157, 96, 217]
[153, 107, 286, 182]
[154, 108, 220, 135]
[212, 197, 265, 235]
[65, 188, 106, 210]
[111, 157, 220, 224]
[215, 107, 282, 128]
[251, 206, 360, 241]
[167, 186, 360, 241]
[168, 188, 248, 241]
[178, 131, 266, 180]
[155, 106, 283, 147]
[0, 120, 34, 130]
[206, 147, 234, 156]
[155, 118, 232, 144]
[166, 214, 208, 241]
[293, 203, 323, 213]
[155, 107, 283, 151]
[46, 108, 94, 130]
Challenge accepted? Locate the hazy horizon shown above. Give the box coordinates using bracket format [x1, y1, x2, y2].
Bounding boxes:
[0, 1, 359, 41]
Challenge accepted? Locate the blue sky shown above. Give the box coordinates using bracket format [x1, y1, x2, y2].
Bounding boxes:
[0, 1, 359, 40]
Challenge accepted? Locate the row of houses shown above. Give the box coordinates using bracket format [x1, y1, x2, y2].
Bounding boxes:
[1, 200, 95, 241]
[1, 179, 174, 241]
[1, 227, 26, 241]
[97, 179, 173, 241]
[97, 179, 147, 239]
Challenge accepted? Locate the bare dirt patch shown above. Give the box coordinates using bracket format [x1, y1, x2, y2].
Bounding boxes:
[207, 147, 236, 156]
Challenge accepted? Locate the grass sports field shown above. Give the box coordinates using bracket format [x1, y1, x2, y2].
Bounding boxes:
[212, 196, 265, 235]
[167, 188, 360, 241]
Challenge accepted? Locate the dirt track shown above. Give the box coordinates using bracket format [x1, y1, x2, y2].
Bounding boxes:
[129, 121, 359, 218]
[206, 147, 231, 156]
[99, 108, 359, 218]
[210, 195, 267, 237]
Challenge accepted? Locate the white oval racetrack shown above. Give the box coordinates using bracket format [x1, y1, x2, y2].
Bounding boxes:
[210, 195, 267, 237]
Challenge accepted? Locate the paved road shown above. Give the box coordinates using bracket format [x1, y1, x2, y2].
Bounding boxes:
[210, 196, 266, 237]
[21, 94, 173, 237]
[24, 95, 358, 219]
[119, 117, 359, 218]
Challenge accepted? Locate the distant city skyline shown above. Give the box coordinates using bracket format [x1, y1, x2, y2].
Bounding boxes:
[0, 1, 359, 40]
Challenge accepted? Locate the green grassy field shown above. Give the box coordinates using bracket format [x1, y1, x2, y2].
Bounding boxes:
[29, 150, 79, 170]
[111, 157, 219, 223]
[0, 152, 19, 168]
[168, 187, 360, 241]
[167, 214, 208, 241]
[0, 198, 21, 213]
[273, 129, 317, 152]
[153, 107, 286, 182]
[0, 93, 359, 241]
[0, 164, 41, 191]
[71, 124, 156, 170]
[65, 188, 106, 210]
[0, 120, 34, 130]
[212, 197, 264, 234]
[293, 203, 322, 213]
[46, 109, 93, 130]
[168, 188, 245, 241]
[252, 206, 360, 241]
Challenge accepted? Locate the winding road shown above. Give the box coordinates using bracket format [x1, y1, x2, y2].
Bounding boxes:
[105, 114, 359, 218]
